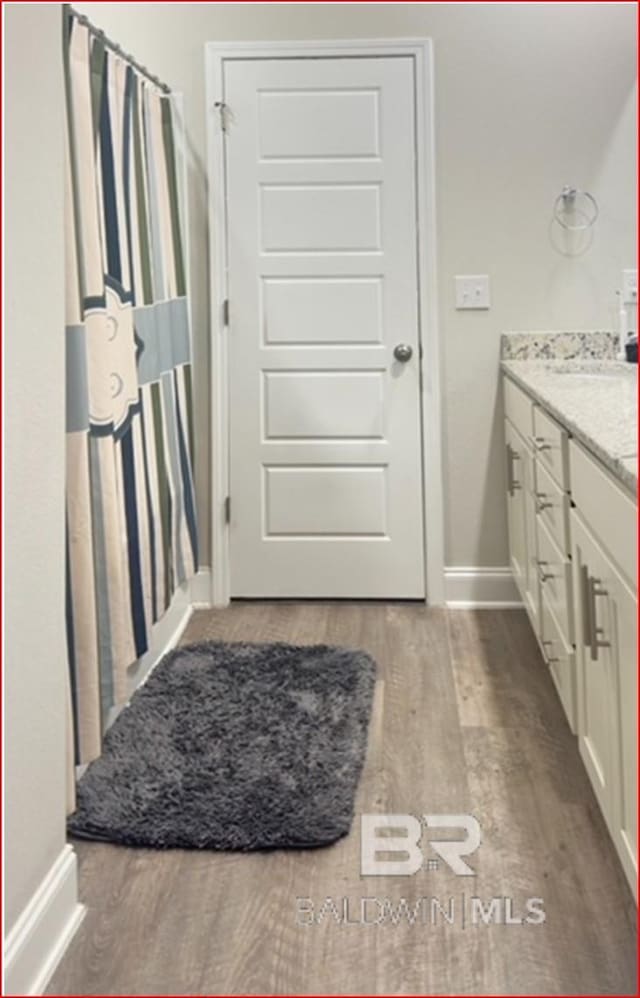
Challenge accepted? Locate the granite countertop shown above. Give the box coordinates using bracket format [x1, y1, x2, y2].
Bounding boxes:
[500, 333, 637, 495]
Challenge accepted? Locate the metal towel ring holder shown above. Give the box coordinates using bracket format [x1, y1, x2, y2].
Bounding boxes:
[553, 185, 599, 231]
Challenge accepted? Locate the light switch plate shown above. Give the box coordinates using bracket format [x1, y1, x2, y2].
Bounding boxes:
[455, 274, 491, 309]
[622, 269, 637, 305]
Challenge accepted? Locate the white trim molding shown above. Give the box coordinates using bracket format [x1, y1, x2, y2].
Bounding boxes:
[3, 845, 85, 996]
[445, 567, 522, 608]
[190, 567, 213, 609]
[205, 38, 444, 607]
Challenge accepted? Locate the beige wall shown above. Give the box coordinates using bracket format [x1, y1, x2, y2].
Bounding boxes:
[5, 3, 68, 932]
[74, 3, 639, 569]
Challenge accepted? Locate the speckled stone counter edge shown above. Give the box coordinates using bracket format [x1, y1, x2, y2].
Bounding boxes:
[502, 361, 637, 494]
[501, 330, 618, 360]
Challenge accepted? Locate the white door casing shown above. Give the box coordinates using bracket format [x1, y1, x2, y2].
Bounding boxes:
[206, 40, 443, 604]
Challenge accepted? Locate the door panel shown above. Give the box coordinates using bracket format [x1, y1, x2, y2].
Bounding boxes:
[262, 277, 383, 345]
[264, 371, 384, 439]
[257, 88, 380, 159]
[264, 466, 387, 537]
[261, 184, 381, 252]
[224, 56, 424, 597]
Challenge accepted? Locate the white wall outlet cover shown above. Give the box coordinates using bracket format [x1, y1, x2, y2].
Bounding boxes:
[455, 275, 491, 309]
[622, 269, 637, 305]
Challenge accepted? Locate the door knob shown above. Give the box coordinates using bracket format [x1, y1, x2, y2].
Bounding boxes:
[394, 343, 413, 363]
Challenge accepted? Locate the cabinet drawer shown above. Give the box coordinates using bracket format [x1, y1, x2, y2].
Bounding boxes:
[570, 439, 637, 589]
[541, 592, 576, 732]
[535, 459, 571, 557]
[532, 406, 569, 490]
[537, 515, 574, 645]
[504, 376, 534, 443]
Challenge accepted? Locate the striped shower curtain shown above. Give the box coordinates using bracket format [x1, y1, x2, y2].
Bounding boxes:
[64, 14, 198, 764]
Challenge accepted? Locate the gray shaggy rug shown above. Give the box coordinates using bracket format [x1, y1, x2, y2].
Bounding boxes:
[68, 641, 376, 850]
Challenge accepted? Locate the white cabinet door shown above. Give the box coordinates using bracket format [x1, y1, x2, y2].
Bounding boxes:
[572, 510, 638, 896]
[223, 56, 425, 597]
[522, 446, 540, 633]
[610, 566, 637, 891]
[540, 591, 576, 731]
[573, 512, 616, 822]
[505, 417, 539, 631]
[505, 420, 527, 600]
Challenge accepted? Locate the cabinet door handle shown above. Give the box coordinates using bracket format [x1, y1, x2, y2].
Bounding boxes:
[506, 443, 522, 496]
[580, 564, 592, 651]
[588, 575, 610, 661]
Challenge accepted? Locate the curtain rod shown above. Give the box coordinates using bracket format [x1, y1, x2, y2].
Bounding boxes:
[64, 3, 172, 94]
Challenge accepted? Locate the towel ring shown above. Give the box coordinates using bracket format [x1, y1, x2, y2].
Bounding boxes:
[553, 186, 599, 232]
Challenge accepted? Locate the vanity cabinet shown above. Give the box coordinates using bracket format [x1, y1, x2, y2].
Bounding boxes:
[504, 375, 579, 730]
[503, 372, 637, 898]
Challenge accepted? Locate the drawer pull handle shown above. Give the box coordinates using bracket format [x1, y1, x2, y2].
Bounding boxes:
[580, 565, 592, 650]
[535, 491, 553, 512]
[542, 640, 560, 665]
[533, 436, 552, 452]
[537, 560, 555, 583]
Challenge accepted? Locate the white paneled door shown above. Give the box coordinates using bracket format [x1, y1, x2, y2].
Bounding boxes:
[224, 56, 425, 597]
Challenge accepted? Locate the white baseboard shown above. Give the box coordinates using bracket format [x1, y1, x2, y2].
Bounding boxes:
[3, 845, 85, 996]
[6, 569, 214, 993]
[444, 566, 522, 608]
[190, 566, 213, 608]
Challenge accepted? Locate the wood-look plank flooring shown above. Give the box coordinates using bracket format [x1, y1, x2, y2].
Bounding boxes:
[48, 605, 637, 996]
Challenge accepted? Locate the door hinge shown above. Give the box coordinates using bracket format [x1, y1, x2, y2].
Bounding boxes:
[222, 298, 229, 327]
[224, 496, 231, 524]
[214, 100, 229, 133]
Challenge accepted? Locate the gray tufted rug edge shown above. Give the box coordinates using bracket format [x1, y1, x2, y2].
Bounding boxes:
[68, 640, 377, 851]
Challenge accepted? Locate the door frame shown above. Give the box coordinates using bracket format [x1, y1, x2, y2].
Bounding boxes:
[205, 38, 444, 606]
